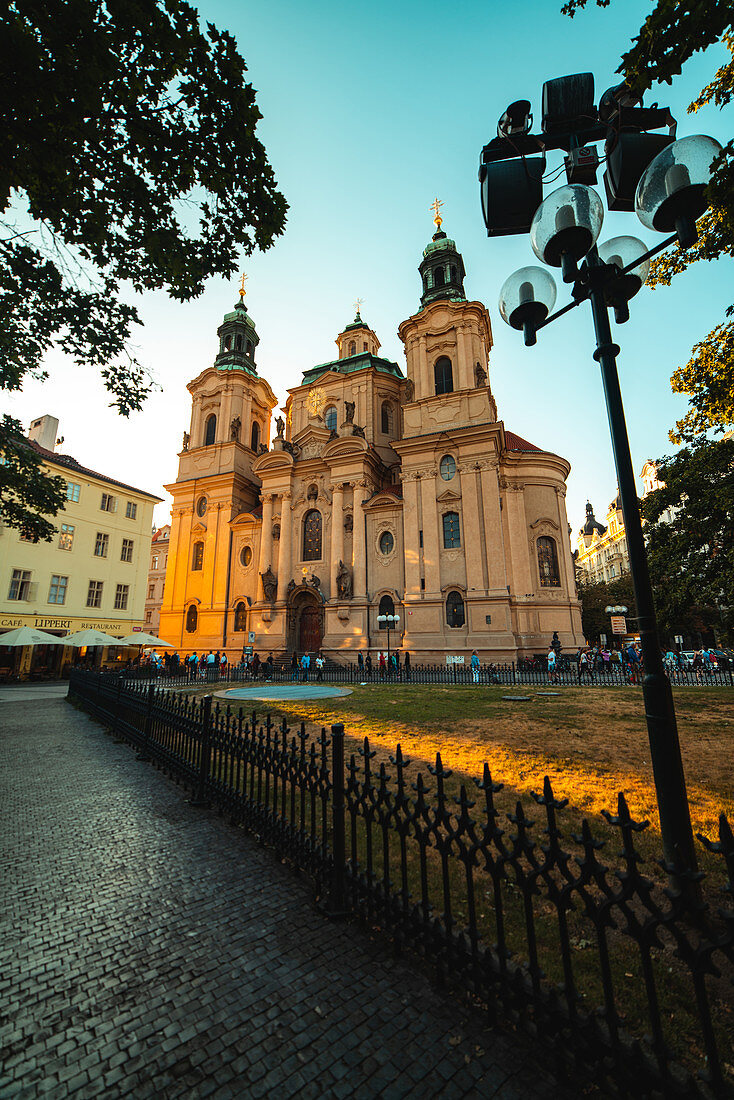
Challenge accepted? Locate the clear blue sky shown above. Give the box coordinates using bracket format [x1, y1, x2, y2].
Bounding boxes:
[7, 0, 732, 539]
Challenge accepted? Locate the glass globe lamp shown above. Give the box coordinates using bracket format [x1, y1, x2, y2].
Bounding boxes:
[598, 235, 650, 322]
[498, 267, 557, 346]
[530, 184, 604, 282]
[635, 134, 723, 248]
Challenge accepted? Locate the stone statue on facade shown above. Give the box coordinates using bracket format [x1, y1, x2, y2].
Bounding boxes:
[275, 415, 285, 437]
[182, 431, 190, 451]
[344, 401, 355, 424]
[260, 566, 277, 603]
[272, 522, 280, 541]
[352, 424, 365, 439]
[308, 573, 321, 589]
[257, 442, 268, 455]
[286, 579, 296, 598]
[336, 559, 352, 600]
[230, 416, 241, 441]
[475, 363, 487, 387]
[307, 483, 318, 501]
[404, 378, 414, 401]
[344, 512, 353, 533]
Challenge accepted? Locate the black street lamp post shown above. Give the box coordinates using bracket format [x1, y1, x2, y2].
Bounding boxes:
[377, 613, 400, 672]
[493, 115, 722, 884]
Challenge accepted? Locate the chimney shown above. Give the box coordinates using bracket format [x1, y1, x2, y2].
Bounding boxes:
[28, 415, 60, 452]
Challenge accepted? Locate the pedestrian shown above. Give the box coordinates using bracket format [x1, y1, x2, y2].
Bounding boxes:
[291, 652, 299, 681]
[471, 650, 480, 684]
[301, 652, 310, 682]
[316, 653, 324, 681]
[264, 654, 274, 681]
[251, 652, 260, 680]
[357, 652, 365, 676]
[378, 652, 386, 679]
[404, 651, 411, 682]
[220, 651, 228, 678]
[546, 646, 557, 684]
[365, 653, 372, 679]
[578, 648, 593, 682]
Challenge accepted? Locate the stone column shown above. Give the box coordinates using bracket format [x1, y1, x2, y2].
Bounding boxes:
[220, 384, 233, 445]
[401, 475, 421, 597]
[418, 335, 429, 399]
[278, 491, 292, 594]
[330, 483, 345, 598]
[352, 482, 368, 598]
[421, 472, 441, 596]
[258, 493, 273, 599]
[459, 466, 484, 594]
[505, 484, 534, 596]
[190, 396, 203, 447]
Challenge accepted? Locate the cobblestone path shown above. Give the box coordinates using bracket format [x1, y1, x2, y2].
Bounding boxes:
[1, 696, 566, 1099]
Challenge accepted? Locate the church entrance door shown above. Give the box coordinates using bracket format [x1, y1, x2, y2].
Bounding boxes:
[299, 605, 322, 653]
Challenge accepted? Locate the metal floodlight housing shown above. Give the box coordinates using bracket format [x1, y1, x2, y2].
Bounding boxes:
[635, 134, 723, 246]
[497, 99, 533, 140]
[530, 184, 604, 281]
[542, 72, 596, 134]
[604, 131, 675, 212]
[498, 266, 557, 346]
[479, 157, 546, 237]
[598, 81, 642, 123]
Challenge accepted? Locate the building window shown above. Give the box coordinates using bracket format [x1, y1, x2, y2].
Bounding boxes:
[450, 265, 457, 282]
[192, 542, 204, 571]
[240, 546, 252, 567]
[434, 266, 445, 287]
[148, 583, 156, 599]
[434, 357, 453, 396]
[94, 532, 109, 558]
[204, 414, 217, 446]
[250, 421, 260, 451]
[446, 591, 465, 628]
[234, 602, 247, 631]
[152, 555, 159, 570]
[48, 575, 68, 605]
[186, 605, 198, 633]
[223, 335, 231, 351]
[66, 482, 80, 502]
[8, 569, 31, 601]
[324, 406, 337, 432]
[537, 536, 561, 588]
[442, 511, 461, 549]
[145, 610, 152, 623]
[121, 538, 134, 563]
[303, 509, 322, 561]
[378, 594, 395, 623]
[19, 530, 36, 542]
[439, 454, 456, 481]
[381, 402, 393, 435]
[114, 584, 129, 611]
[100, 493, 117, 512]
[379, 531, 394, 555]
[86, 580, 103, 608]
[125, 501, 137, 519]
[349, 341, 356, 356]
[196, 495, 208, 517]
[235, 334, 243, 351]
[59, 523, 75, 551]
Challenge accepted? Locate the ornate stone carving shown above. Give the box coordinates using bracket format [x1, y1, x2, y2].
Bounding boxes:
[260, 566, 277, 603]
[230, 416, 241, 442]
[344, 512, 353, 533]
[257, 442, 268, 455]
[286, 579, 296, 598]
[345, 400, 355, 423]
[336, 560, 352, 599]
[307, 483, 318, 501]
[275, 415, 285, 437]
[272, 522, 281, 541]
[182, 431, 190, 451]
[404, 378, 415, 401]
[475, 363, 487, 386]
[353, 424, 365, 439]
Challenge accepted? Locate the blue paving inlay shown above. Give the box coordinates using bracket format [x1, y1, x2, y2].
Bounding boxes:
[220, 684, 353, 702]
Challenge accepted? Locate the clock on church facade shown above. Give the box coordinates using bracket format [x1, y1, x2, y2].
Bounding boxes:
[158, 218, 583, 662]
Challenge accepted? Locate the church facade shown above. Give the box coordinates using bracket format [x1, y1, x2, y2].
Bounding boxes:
[159, 221, 583, 662]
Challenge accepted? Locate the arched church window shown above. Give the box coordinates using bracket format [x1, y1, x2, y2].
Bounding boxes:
[250, 421, 260, 451]
[363, 342, 368, 352]
[450, 265, 457, 282]
[537, 536, 561, 588]
[234, 602, 247, 631]
[381, 402, 393, 435]
[324, 406, 337, 432]
[349, 341, 356, 356]
[186, 605, 198, 633]
[442, 511, 461, 549]
[439, 455, 456, 481]
[235, 334, 243, 351]
[192, 542, 204, 571]
[378, 594, 395, 623]
[204, 414, 217, 446]
[446, 591, 465, 628]
[434, 357, 453, 396]
[223, 335, 231, 351]
[434, 266, 445, 287]
[303, 509, 322, 561]
[246, 341, 253, 355]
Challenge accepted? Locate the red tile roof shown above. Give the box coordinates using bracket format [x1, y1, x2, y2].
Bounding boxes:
[505, 431, 542, 453]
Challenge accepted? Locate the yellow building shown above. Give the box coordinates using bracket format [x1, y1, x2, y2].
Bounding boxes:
[144, 524, 171, 634]
[0, 415, 161, 677]
[576, 496, 629, 585]
[160, 218, 584, 662]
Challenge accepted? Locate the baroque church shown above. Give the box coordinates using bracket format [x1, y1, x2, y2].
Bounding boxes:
[159, 214, 583, 662]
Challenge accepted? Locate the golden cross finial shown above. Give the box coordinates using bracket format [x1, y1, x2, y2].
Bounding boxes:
[354, 297, 363, 317]
[431, 197, 444, 230]
[238, 272, 248, 299]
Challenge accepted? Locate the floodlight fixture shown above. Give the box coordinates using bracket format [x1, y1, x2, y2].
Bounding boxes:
[497, 99, 532, 140]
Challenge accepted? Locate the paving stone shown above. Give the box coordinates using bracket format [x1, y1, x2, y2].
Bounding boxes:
[2, 696, 565, 1100]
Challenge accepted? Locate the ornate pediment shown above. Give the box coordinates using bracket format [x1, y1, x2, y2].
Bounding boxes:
[529, 516, 560, 532]
[435, 488, 462, 504]
[191, 520, 207, 533]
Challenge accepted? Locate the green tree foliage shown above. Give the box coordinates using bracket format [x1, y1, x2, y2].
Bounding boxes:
[640, 437, 734, 643]
[562, 0, 734, 443]
[1, 0, 287, 538]
[577, 573, 636, 645]
[0, 416, 67, 541]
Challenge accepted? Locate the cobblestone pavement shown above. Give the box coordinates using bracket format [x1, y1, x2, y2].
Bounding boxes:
[1, 698, 568, 1099]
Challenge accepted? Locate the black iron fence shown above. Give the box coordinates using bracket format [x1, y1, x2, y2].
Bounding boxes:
[69, 670, 734, 1098]
[119, 659, 734, 690]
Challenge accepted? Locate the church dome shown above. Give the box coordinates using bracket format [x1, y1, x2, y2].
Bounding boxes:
[214, 295, 260, 374]
[582, 501, 607, 536]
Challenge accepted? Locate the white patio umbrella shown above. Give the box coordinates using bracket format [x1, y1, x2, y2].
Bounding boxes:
[62, 628, 121, 648]
[117, 632, 174, 647]
[0, 626, 68, 647]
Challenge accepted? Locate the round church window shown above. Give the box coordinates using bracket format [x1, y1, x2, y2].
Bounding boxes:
[379, 531, 394, 555]
[439, 455, 456, 481]
[240, 546, 252, 567]
[196, 495, 208, 517]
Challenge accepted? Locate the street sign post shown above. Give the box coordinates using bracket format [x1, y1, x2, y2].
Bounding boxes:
[610, 616, 627, 635]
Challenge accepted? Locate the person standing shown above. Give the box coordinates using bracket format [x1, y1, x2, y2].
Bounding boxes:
[546, 647, 557, 684]
[264, 654, 274, 681]
[251, 652, 260, 680]
[471, 650, 480, 684]
[404, 651, 411, 682]
[291, 652, 299, 682]
[378, 652, 386, 680]
[357, 651, 365, 677]
[301, 652, 310, 682]
[365, 653, 372, 679]
[579, 648, 593, 683]
[316, 653, 324, 681]
[220, 651, 228, 678]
